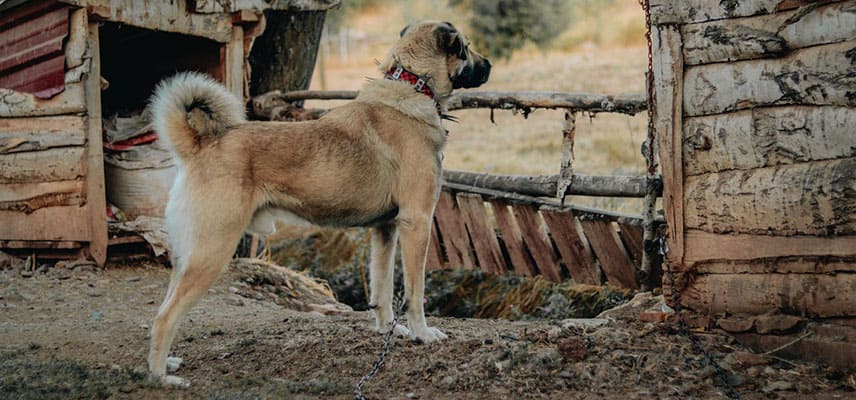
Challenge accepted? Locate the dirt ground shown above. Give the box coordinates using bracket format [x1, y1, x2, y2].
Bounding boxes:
[1, 261, 852, 400]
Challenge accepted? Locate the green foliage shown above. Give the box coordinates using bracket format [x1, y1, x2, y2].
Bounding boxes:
[451, 0, 572, 60]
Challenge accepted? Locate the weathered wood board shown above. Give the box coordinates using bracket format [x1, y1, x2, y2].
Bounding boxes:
[684, 158, 856, 236]
[652, 24, 686, 265]
[617, 222, 644, 265]
[694, 258, 856, 274]
[580, 219, 638, 289]
[681, 273, 856, 318]
[512, 205, 563, 282]
[681, 1, 856, 65]
[456, 193, 505, 274]
[684, 230, 856, 264]
[0, 147, 86, 184]
[0, 83, 86, 117]
[433, 191, 475, 269]
[733, 323, 856, 369]
[490, 200, 537, 277]
[64, 0, 235, 43]
[683, 40, 856, 116]
[650, 0, 804, 25]
[191, 0, 340, 13]
[426, 220, 444, 270]
[83, 21, 108, 266]
[0, 180, 86, 213]
[684, 106, 856, 176]
[541, 208, 600, 285]
[0, 116, 87, 153]
[0, 206, 91, 241]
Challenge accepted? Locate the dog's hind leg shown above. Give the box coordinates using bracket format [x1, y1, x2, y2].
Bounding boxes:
[148, 201, 250, 387]
[368, 222, 409, 336]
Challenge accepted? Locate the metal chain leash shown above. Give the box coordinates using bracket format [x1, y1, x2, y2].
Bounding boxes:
[660, 237, 741, 399]
[638, 0, 740, 398]
[354, 295, 406, 400]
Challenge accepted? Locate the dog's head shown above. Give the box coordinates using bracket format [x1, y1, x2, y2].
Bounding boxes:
[380, 21, 491, 96]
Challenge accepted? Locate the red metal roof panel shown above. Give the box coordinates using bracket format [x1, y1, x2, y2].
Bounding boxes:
[0, 1, 69, 99]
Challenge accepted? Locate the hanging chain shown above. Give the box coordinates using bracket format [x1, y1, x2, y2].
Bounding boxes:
[354, 295, 406, 400]
[639, 0, 739, 398]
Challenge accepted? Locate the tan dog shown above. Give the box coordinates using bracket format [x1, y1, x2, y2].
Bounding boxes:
[146, 20, 490, 387]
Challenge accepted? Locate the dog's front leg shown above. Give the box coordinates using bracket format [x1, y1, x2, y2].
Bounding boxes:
[398, 213, 447, 343]
[369, 222, 408, 336]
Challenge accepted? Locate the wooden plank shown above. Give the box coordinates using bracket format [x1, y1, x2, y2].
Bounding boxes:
[490, 199, 537, 277]
[617, 222, 644, 265]
[579, 219, 639, 290]
[225, 25, 246, 99]
[71, 0, 234, 43]
[684, 106, 856, 176]
[681, 1, 856, 65]
[685, 158, 856, 236]
[652, 25, 685, 267]
[0, 240, 83, 249]
[443, 169, 654, 198]
[433, 191, 475, 269]
[0, 147, 86, 184]
[192, 0, 341, 13]
[541, 208, 600, 285]
[512, 204, 562, 282]
[0, 81, 86, 117]
[684, 230, 856, 264]
[695, 258, 856, 274]
[734, 325, 856, 370]
[426, 219, 444, 270]
[684, 40, 856, 117]
[0, 115, 87, 154]
[681, 273, 856, 318]
[83, 21, 108, 266]
[456, 193, 506, 274]
[650, 0, 804, 25]
[0, 206, 91, 241]
[0, 180, 86, 213]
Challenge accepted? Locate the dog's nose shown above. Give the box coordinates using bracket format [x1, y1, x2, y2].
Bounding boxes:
[481, 59, 492, 83]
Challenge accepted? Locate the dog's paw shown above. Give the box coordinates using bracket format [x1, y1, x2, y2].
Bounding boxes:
[409, 326, 448, 344]
[376, 323, 410, 337]
[166, 357, 182, 373]
[162, 375, 190, 389]
[147, 374, 190, 389]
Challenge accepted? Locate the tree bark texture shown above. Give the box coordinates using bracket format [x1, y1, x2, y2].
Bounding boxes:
[683, 40, 856, 117]
[249, 10, 326, 97]
[684, 158, 856, 236]
[681, 1, 856, 65]
[683, 106, 856, 176]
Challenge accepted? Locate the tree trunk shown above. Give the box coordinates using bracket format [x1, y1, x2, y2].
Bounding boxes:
[248, 10, 326, 98]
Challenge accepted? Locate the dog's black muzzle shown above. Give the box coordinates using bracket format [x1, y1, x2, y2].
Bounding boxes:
[452, 58, 492, 89]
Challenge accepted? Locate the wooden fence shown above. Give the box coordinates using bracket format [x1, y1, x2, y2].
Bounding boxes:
[253, 90, 658, 290]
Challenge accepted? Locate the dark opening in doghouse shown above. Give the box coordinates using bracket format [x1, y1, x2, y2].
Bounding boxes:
[98, 23, 223, 222]
[98, 22, 223, 115]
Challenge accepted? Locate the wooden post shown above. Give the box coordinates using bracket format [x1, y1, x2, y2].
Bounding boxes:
[556, 109, 575, 201]
[84, 19, 107, 266]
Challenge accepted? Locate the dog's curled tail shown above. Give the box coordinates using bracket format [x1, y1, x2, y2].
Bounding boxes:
[149, 72, 246, 160]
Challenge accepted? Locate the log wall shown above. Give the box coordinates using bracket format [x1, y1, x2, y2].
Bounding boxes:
[653, 0, 856, 367]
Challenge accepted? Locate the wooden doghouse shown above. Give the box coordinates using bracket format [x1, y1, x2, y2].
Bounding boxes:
[0, 0, 336, 265]
[651, 0, 856, 367]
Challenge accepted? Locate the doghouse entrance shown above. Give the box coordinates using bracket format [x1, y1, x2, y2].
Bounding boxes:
[97, 23, 225, 255]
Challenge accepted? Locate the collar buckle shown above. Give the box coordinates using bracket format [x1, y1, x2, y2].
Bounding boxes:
[391, 67, 403, 80]
[413, 78, 425, 92]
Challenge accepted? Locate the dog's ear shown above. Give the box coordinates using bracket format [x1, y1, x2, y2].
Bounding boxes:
[435, 22, 467, 60]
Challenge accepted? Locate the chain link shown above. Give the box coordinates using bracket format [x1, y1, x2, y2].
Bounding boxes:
[354, 295, 406, 400]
